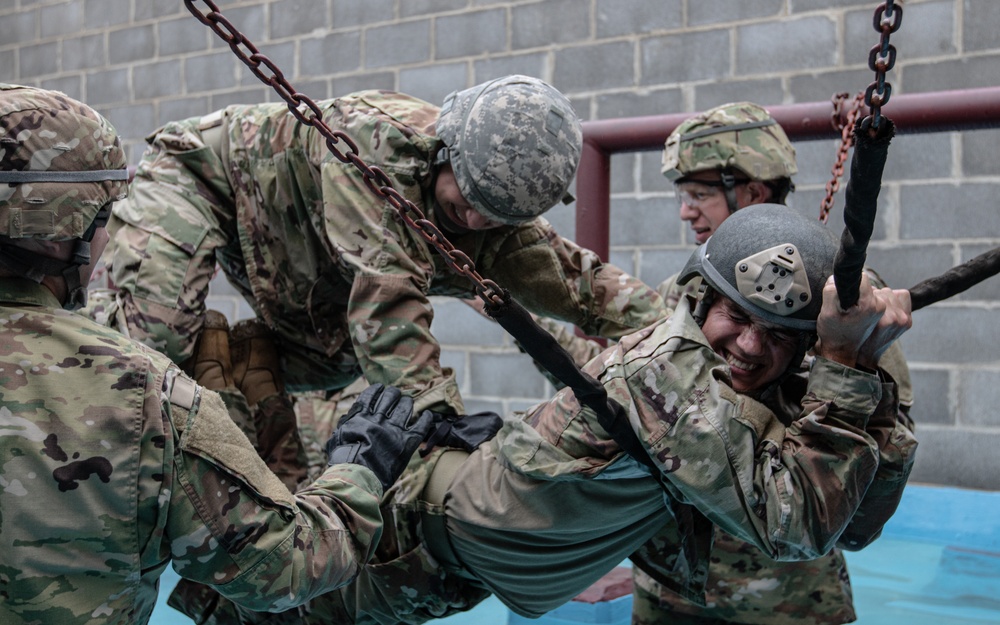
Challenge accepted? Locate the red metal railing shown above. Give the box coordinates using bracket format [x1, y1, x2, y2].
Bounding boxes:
[575, 86, 1000, 259]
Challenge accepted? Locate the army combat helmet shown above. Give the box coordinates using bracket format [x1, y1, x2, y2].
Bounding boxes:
[662, 102, 797, 214]
[677, 203, 838, 332]
[435, 75, 583, 225]
[0, 83, 129, 309]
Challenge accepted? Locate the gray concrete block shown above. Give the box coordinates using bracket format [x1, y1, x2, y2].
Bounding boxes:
[595, 88, 685, 120]
[899, 307, 1000, 365]
[964, 0, 1000, 53]
[401, 0, 468, 18]
[85, 68, 129, 105]
[63, 34, 105, 72]
[555, 41, 636, 92]
[40, 0, 84, 38]
[333, 0, 395, 27]
[788, 69, 870, 105]
[845, 1, 954, 66]
[908, 426, 1000, 490]
[957, 368, 1000, 427]
[41, 75, 82, 100]
[789, 0, 873, 12]
[134, 60, 181, 100]
[694, 79, 784, 113]
[0, 51, 15, 83]
[134, 0, 182, 21]
[792, 138, 845, 187]
[691, 0, 783, 27]
[430, 298, 507, 346]
[301, 31, 362, 75]
[957, 244, 1000, 303]
[158, 96, 212, 127]
[238, 42, 294, 88]
[512, 0, 589, 50]
[99, 102, 155, 142]
[331, 72, 397, 95]
[608, 250, 636, 277]
[469, 352, 548, 399]
[109, 25, 155, 65]
[159, 17, 210, 57]
[83, 0, 128, 30]
[641, 30, 730, 85]
[365, 20, 432, 68]
[1, 9, 37, 46]
[209, 87, 271, 110]
[907, 367, 953, 426]
[435, 9, 506, 59]
[212, 5, 266, 52]
[544, 202, 577, 242]
[901, 182, 1000, 240]
[962, 127, 1000, 177]
[737, 17, 837, 74]
[903, 54, 1000, 93]
[186, 52, 237, 93]
[638, 152, 671, 195]
[882, 132, 953, 182]
[610, 153, 638, 195]
[596, 0, 682, 37]
[609, 195, 679, 247]
[638, 248, 696, 289]
[291, 80, 331, 101]
[20, 41, 59, 78]
[474, 53, 548, 85]
[865, 244, 954, 294]
[270, 0, 328, 39]
[440, 349, 468, 392]
[398, 63, 467, 106]
[463, 398, 506, 417]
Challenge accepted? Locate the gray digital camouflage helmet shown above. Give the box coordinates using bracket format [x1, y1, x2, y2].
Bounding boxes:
[0, 83, 128, 309]
[435, 75, 582, 224]
[677, 203, 838, 331]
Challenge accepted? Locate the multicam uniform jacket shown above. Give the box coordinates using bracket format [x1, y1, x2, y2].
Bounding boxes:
[0, 279, 388, 625]
[109, 90, 665, 416]
[175, 300, 916, 625]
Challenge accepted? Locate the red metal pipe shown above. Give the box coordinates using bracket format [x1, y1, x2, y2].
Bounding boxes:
[576, 86, 1000, 259]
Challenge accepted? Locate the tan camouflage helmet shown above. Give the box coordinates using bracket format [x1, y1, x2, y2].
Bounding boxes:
[0, 83, 129, 241]
[435, 75, 582, 224]
[662, 102, 797, 184]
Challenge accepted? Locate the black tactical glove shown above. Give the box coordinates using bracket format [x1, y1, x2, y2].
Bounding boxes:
[420, 411, 504, 456]
[325, 384, 434, 491]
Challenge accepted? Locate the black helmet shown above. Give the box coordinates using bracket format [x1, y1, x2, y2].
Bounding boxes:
[677, 203, 838, 331]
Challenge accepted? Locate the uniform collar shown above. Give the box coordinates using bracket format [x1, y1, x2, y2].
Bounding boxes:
[0, 278, 63, 309]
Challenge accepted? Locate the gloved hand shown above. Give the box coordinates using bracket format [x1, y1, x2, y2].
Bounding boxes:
[325, 384, 434, 491]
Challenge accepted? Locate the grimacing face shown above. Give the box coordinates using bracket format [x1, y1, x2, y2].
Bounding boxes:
[700, 296, 804, 393]
[433, 164, 504, 232]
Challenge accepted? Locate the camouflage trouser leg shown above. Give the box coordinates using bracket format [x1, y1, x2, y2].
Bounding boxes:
[107, 117, 239, 367]
[253, 394, 310, 493]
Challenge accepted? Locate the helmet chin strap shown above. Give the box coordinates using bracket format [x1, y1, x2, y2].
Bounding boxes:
[720, 169, 741, 214]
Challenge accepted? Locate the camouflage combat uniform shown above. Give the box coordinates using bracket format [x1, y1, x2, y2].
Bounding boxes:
[627, 273, 916, 625]
[108, 90, 665, 416]
[0, 279, 391, 625]
[179, 300, 915, 625]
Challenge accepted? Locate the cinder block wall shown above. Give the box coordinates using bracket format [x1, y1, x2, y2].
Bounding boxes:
[4, 0, 1000, 489]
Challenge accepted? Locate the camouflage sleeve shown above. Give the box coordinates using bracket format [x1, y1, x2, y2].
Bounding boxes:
[489, 219, 668, 340]
[602, 315, 886, 562]
[835, 368, 918, 551]
[319, 103, 463, 416]
[165, 376, 384, 612]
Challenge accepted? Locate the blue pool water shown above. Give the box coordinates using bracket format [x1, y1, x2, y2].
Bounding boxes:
[149, 484, 1000, 625]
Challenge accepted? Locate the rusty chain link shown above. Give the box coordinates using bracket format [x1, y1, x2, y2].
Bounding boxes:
[183, 0, 505, 307]
[863, 0, 902, 131]
[819, 92, 866, 223]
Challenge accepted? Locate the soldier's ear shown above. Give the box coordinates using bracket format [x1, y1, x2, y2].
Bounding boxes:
[746, 180, 772, 204]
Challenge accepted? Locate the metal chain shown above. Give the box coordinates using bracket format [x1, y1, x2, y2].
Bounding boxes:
[183, 0, 505, 307]
[863, 0, 902, 131]
[819, 92, 866, 223]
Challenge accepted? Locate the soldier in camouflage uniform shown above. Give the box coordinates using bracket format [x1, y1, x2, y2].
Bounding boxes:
[105, 75, 667, 421]
[179, 203, 916, 625]
[0, 84, 435, 625]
